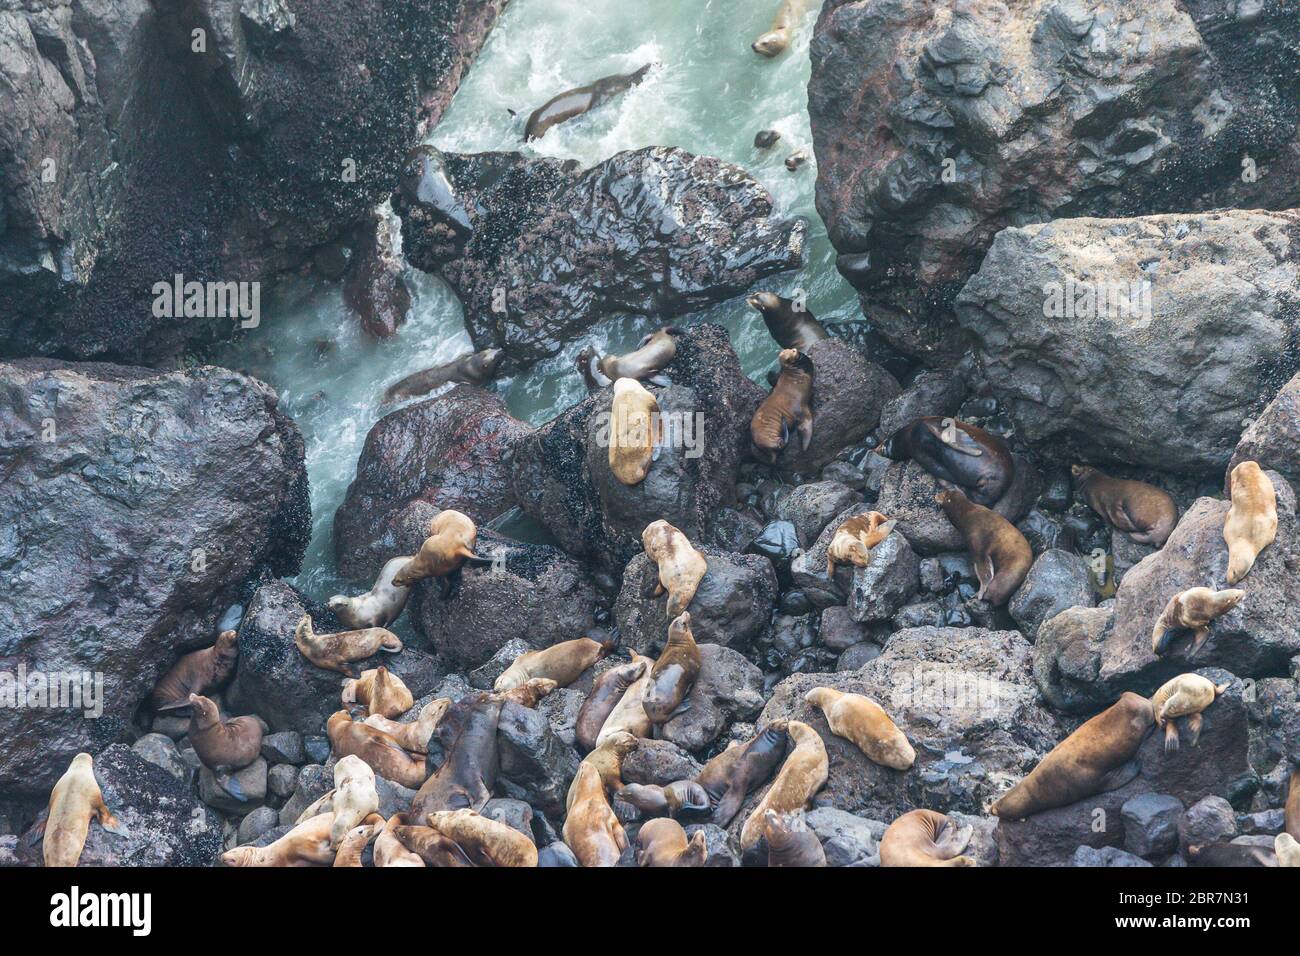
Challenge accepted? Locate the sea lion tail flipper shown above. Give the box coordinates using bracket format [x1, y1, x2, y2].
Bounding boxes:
[651, 414, 663, 462]
[26, 811, 48, 846]
[935, 820, 973, 858]
[1214, 681, 1231, 696]
[1187, 627, 1211, 658]
[1183, 713, 1204, 749]
[1163, 721, 1181, 755]
[1151, 621, 1172, 656]
[461, 553, 498, 569]
[1098, 758, 1143, 793]
[506, 107, 517, 117]
[98, 807, 128, 837]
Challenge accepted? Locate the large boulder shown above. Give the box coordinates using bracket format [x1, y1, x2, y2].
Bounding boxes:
[0, 360, 308, 796]
[397, 146, 807, 369]
[0, 0, 508, 362]
[809, 0, 1300, 360]
[1033, 605, 1115, 714]
[1008, 549, 1093, 642]
[1230, 371, 1300, 493]
[658, 645, 766, 754]
[333, 385, 531, 582]
[956, 210, 1300, 470]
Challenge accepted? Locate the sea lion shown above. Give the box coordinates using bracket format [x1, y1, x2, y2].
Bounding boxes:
[1224, 461, 1277, 585]
[524, 64, 654, 141]
[390, 825, 475, 867]
[342, 666, 414, 719]
[764, 809, 826, 867]
[750, 348, 814, 465]
[826, 512, 897, 576]
[421, 808, 538, 867]
[754, 129, 782, 149]
[696, 719, 789, 826]
[642, 519, 708, 619]
[391, 510, 484, 592]
[1071, 465, 1179, 548]
[375, 813, 425, 867]
[613, 781, 710, 822]
[1276, 832, 1300, 867]
[580, 730, 639, 794]
[1287, 769, 1299, 841]
[327, 556, 413, 630]
[784, 149, 810, 172]
[329, 754, 380, 849]
[1149, 673, 1230, 754]
[188, 693, 264, 773]
[563, 761, 628, 867]
[326, 710, 427, 790]
[643, 611, 702, 725]
[222, 813, 336, 867]
[597, 327, 680, 383]
[364, 697, 451, 754]
[332, 814, 384, 867]
[576, 659, 648, 752]
[881, 417, 1014, 506]
[990, 692, 1155, 820]
[294, 614, 402, 677]
[149, 629, 238, 711]
[936, 489, 1033, 605]
[577, 346, 608, 392]
[746, 292, 828, 352]
[804, 686, 915, 770]
[636, 818, 707, 867]
[596, 656, 656, 745]
[381, 348, 503, 404]
[608, 377, 660, 486]
[409, 694, 502, 821]
[1150, 588, 1245, 658]
[42, 753, 123, 867]
[752, 0, 814, 57]
[739, 721, 828, 851]
[494, 637, 613, 693]
[879, 809, 975, 867]
[500, 677, 558, 709]
[1186, 841, 1277, 867]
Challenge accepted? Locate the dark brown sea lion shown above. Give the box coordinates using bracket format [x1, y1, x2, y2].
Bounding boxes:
[784, 149, 810, 172]
[990, 692, 1155, 820]
[636, 818, 707, 867]
[576, 659, 649, 753]
[1071, 465, 1179, 548]
[764, 809, 826, 867]
[149, 629, 238, 711]
[612, 781, 709, 822]
[746, 292, 828, 352]
[936, 489, 1033, 606]
[188, 693, 264, 776]
[696, 719, 790, 826]
[643, 611, 702, 726]
[577, 346, 606, 392]
[524, 64, 654, 141]
[754, 129, 781, 149]
[410, 693, 503, 822]
[879, 809, 974, 867]
[597, 327, 680, 383]
[751, 348, 814, 465]
[381, 349, 503, 404]
[881, 417, 1014, 506]
[1186, 842, 1277, 867]
[739, 721, 828, 852]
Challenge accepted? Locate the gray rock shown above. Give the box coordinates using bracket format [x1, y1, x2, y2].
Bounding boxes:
[237, 807, 281, 845]
[1179, 796, 1239, 855]
[495, 700, 580, 821]
[659, 645, 766, 753]
[1121, 794, 1184, 859]
[279, 764, 332, 826]
[877, 371, 969, 438]
[304, 736, 331, 765]
[622, 740, 703, 787]
[1033, 605, 1115, 713]
[260, 731, 305, 766]
[1008, 550, 1093, 642]
[537, 687, 585, 749]
[819, 606, 871, 652]
[682, 823, 738, 867]
[1074, 846, 1152, 867]
[267, 764, 300, 800]
[848, 532, 920, 623]
[805, 807, 885, 867]
[482, 798, 535, 841]
[836, 643, 882, 671]
[469, 639, 531, 690]
[198, 758, 268, 814]
[538, 842, 580, 867]
[778, 481, 862, 548]
[131, 733, 188, 783]
[1230, 371, 1300, 493]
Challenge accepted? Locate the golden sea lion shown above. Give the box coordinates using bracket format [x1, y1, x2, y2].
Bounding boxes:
[576, 659, 648, 752]
[332, 814, 384, 867]
[643, 611, 702, 725]
[42, 753, 123, 868]
[326, 710, 427, 790]
[1071, 465, 1179, 548]
[221, 813, 335, 867]
[1276, 833, 1300, 867]
[391, 510, 483, 592]
[750, 348, 814, 464]
[563, 761, 628, 867]
[596, 656, 656, 745]
[494, 638, 613, 693]
[879, 809, 975, 867]
[597, 327, 680, 383]
[936, 489, 1033, 605]
[343, 666, 414, 719]
[990, 692, 1155, 820]
[608, 377, 661, 486]
[804, 687, 915, 770]
[739, 720, 828, 851]
[642, 519, 708, 618]
[375, 813, 425, 867]
[636, 818, 707, 867]
[826, 512, 897, 576]
[524, 64, 654, 141]
[364, 697, 451, 754]
[295, 614, 402, 677]
[149, 629, 238, 711]
[579, 730, 639, 795]
[746, 292, 828, 352]
[422, 808, 538, 867]
[1287, 769, 1299, 841]
[500, 677, 558, 709]
[1150, 673, 1230, 754]
[329, 754, 380, 849]
[1151, 588, 1245, 658]
[187, 693, 264, 773]
[765, 809, 826, 867]
[752, 0, 814, 57]
[696, 719, 789, 826]
[327, 556, 413, 629]
[881, 417, 1014, 506]
[1224, 461, 1277, 585]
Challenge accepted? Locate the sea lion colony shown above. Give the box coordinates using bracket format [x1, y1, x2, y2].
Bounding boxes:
[11, 0, 1300, 872]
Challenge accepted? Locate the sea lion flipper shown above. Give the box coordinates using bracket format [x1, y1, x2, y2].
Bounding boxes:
[934, 820, 973, 858]
[647, 373, 671, 387]
[1183, 713, 1204, 749]
[1098, 758, 1142, 793]
[797, 417, 813, 452]
[924, 418, 984, 457]
[154, 698, 194, 713]
[1187, 627, 1211, 658]
[26, 811, 48, 846]
[98, 811, 129, 838]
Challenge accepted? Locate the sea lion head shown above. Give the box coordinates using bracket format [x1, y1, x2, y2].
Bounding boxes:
[641, 519, 672, 556]
[804, 686, 837, 710]
[473, 348, 503, 378]
[752, 29, 789, 57]
[604, 730, 639, 757]
[188, 693, 220, 729]
[777, 348, 800, 368]
[326, 594, 354, 617]
[214, 629, 238, 653]
[1071, 464, 1100, 484]
[747, 292, 781, 314]
[220, 847, 259, 867]
[934, 489, 961, 511]
[667, 611, 692, 642]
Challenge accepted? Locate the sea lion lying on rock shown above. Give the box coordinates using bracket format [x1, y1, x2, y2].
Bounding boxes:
[882, 417, 1014, 506]
[1150, 588, 1244, 658]
[41, 753, 124, 868]
[295, 614, 402, 677]
[880, 809, 974, 867]
[641, 519, 708, 619]
[825, 512, 896, 576]
[327, 556, 413, 629]
[1149, 673, 1229, 754]
[750, 348, 814, 464]
[1072, 465, 1178, 548]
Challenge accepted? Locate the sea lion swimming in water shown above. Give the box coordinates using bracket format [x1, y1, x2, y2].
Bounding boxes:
[149, 628, 238, 711]
[746, 292, 828, 352]
[524, 64, 655, 141]
[753, 0, 815, 57]
[750, 348, 814, 465]
[1071, 465, 1178, 548]
[41, 753, 124, 867]
[881, 417, 1014, 506]
[327, 556, 413, 630]
[381, 349, 503, 404]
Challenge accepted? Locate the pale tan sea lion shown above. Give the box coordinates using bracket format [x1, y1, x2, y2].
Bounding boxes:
[364, 697, 452, 754]
[42, 753, 123, 868]
[804, 686, 915, 770]
[636, 817, 707, 867]
[597, 327, 680, 382]
[187, 693, 264, 773]
[325, 710, 427, 790]
[409, 694, 502, 820]
[221, 813, 336, 867]
[1224, 461, 1277, 585]
[642, 519, 708, 618]
[1149, 673, 1230, 754]
[1072, 465, 1178, 548]
[936, 489, 1033, 605]
[563, 761, 628, 867]
[327, 556, 413, 629]
[1287, 769, 1299, 841]
[1151, 588, 1245, 658]
[879, 809, 975, 867]
[375, 813, 425, 867]
[643, 611, 702, 725]
[493, 638, 613, 693]
[500, 677, 559, 709]
[578, 730, 639, 796]
[739, 721, 828, 851]
[826, 512, 897, 576]
[295, 614, 402, 677]
[149, 629, 238, 711]
[750, 348, 814, 464]
[422, 808, 538, 867]
[391, 510, 482, 590]
[329, 754, 380, 849]
[596, 655, 656, 745]
[752, 0, 814, 57]
[342, 666, 414, 719]
[1276, 833, 1300, 867]
[608, 377, 661, 486]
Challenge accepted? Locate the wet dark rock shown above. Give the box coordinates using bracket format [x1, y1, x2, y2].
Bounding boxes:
[237, 806, 281, 846]
[398, 146, 807, 369]
[482, 798, 534, 840]
[847, 532, 920, 623]
[1122, 794, 1184, 859]
[0, 360, 307, 796]
[1017, 510, 1076, 556]
[468, 638, 531, 691]
[343, 207, 411, 338]
[278, 764, 331, 826]
[777, 481, 862, 549]
[1008, 550, 1093, 642]
[659, 645, 765, 754]
[1230, 371, 1300, 493]
[1179, 796, 1238, 855]
[819, 606, 871, 652]
[622, 740, 703, 787]
[267, 764, 300, 800]
[1033, 605, 1115, 714]
[877, 371, 969, 438]
[496, 700, 580, 821]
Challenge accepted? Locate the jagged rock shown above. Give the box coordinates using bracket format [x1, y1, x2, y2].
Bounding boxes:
[877, 371, 969, 438]
[496, 700, 580, 821]
[682, 823, 738, 867]
[1074, 846, 1151, 867]
[806, 807, 885, 867]
[482, 798, 534, 840]
[848, 532, 920, 623]
[131, 734, 188, 783]
[791, 503, 876, 607]
[659, 645, 766, 754]
[1033, 605, 1115, 713]
[1008, 550, 1093, 642]
[469, 639, 532, 691]
[1179, 796, 1238, 855]
[1231, 370, 1300, 493]
[260, 732, 305, 766]
[1122, 794, 1184, 859]
[342, 206, 410, 338]
[837, 643, 882, 671]
[537, 688, 584, 749]
[199, 758, 268, 814]
[622, 740, 703, 787]
[267, 764, 300, 800]
[0, 360, 307, 796]
[278, 764, 331, 826]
